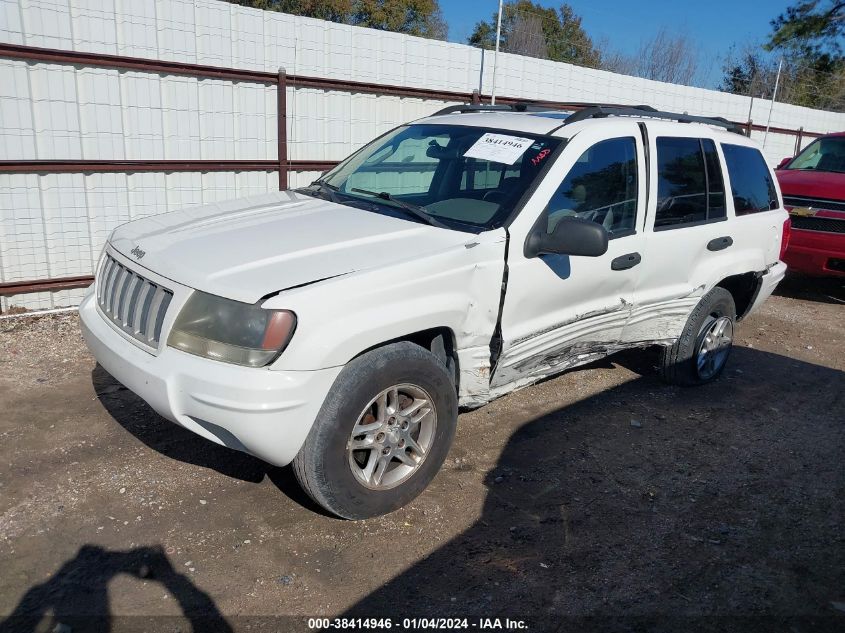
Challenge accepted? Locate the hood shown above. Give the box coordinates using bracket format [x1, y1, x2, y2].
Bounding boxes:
[110, 191, 473, 303]
[775, 169, 845, 201]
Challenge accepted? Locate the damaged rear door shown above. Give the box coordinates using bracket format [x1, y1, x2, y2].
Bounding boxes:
[621, 128, 737, 344]
[491, 121, 648, 390]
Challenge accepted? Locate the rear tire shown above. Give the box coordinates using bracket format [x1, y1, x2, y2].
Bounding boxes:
[659, 287, 736, 386]
[292, 342, 458, 520]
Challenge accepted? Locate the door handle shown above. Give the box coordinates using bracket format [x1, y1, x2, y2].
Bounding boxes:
[611, 252, 642, 271]
[707, 236, 733, 251]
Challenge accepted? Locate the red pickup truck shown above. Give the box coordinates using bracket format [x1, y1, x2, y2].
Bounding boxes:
[775, 132, 845, 278]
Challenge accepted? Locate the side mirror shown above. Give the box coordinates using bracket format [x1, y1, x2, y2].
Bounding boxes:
[524, 216, 609, 259]
[776, 156, 793, 169]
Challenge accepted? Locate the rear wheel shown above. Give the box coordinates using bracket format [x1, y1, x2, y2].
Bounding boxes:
[293, 342, 457, 519]
[660, 287, 736, 386]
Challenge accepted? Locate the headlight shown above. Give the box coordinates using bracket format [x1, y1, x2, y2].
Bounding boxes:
[167, 291, 296, 367]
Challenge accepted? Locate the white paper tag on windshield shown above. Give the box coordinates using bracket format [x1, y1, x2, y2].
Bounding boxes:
[463, 133, 534, 165]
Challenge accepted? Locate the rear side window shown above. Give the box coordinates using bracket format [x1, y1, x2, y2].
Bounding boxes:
[721, 144, 779, 214]
[655, 137, 726, 229]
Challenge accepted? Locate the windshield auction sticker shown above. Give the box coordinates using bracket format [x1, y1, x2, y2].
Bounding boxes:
[463, 133, 534, 165]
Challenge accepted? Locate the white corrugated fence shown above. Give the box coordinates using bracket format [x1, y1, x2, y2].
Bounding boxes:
[1, 0, 844, 309]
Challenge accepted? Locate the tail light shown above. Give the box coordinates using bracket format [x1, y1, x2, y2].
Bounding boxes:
[780, 217, 792, 260]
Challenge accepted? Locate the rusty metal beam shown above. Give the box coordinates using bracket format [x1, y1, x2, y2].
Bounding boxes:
[748, 121, 822, 138]
[0, 43, 827, 139]
[290, 161, 339, 173]
[278, 68, 288, 190]
[0, 42, 277, 83]
[0, 43, 472, 101]
[287, 73, 470, 101]
[0, 275, 93, 296]
[0, 160, 339, 174]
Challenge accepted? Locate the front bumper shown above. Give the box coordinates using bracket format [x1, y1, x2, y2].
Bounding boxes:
[79, 289, 342, 466]
[782, 229, 845, 278]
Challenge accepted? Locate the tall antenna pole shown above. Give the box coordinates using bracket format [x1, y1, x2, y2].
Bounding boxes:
[763, 58, 783, 148]
[491, 0, 503, 105]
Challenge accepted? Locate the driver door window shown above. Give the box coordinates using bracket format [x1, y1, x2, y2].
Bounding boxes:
[544, 137, 639, 238]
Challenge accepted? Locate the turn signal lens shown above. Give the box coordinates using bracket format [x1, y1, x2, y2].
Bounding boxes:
[261, 311, 297, 350]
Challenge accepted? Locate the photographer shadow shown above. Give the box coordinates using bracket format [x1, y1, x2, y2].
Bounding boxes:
[0, 545, 232, 633]
[343, 346, 844, 631]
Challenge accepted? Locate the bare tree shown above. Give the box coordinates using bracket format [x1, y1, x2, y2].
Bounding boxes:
[603, 28, 702, 86]
[634, 28, 700, 84]
[598, 38, 635, 76]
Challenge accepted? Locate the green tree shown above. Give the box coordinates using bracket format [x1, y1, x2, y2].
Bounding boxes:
[354, 0, 446, 39]
[227, 0, 354, 22]
[766, 0, 844, 56]
[719, 1, 844, 111]
[468, 1, 602, 68]
[720, 47, 844, 111]
[720, 47, 771, 95]
[766, 1, 844, 110]
[224, 0, 446, 39]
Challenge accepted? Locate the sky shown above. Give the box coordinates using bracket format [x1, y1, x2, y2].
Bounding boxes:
[440, 0, 794, 88]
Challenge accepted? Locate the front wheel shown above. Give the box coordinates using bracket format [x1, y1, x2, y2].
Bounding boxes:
[659, 287, 736, 386]
[292, 342, 458, 519]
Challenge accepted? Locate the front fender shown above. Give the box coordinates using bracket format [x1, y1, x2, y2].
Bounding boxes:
[263, 230, 507, 371]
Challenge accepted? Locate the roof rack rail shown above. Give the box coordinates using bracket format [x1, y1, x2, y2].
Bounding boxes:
[430, 102, 746, 135]
[562, 105, 746, 135]
[431, 103, 552, 116]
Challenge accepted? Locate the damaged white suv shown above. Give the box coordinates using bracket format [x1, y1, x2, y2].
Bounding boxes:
[80, 104, 789, 519]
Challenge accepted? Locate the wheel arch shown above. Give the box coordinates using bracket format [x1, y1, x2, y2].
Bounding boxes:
[351, 326, 460, 393]
[716, 271, 762, 321]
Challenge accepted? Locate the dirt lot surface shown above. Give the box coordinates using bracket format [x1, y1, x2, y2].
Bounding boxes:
[1, 278, 843, 633]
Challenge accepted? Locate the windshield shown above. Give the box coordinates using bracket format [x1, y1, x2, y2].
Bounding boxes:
[785, 136, 845, 173]
[305, 124, 562, 231]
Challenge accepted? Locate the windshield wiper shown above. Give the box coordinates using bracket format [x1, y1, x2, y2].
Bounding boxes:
[302, 179, 341, 203]
[350, 188, 448, 229]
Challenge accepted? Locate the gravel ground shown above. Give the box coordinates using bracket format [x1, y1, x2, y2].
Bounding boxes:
[0, 277, 843, 633]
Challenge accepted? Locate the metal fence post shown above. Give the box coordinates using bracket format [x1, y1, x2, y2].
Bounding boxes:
[471, 89, 481, 105]
[278, 67, 288, 190]
[795, 127, 804, 155]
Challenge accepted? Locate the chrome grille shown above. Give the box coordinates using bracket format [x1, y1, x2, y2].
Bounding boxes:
[97, 254, 173, 348]
[783, 196, 845, 213]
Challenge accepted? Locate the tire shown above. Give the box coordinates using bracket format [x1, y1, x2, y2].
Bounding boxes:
[292, 341, 458, 520]
[659, 287, 736, 386]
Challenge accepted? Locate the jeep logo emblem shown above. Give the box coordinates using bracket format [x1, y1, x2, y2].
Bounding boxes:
[130, 246, 146, 260]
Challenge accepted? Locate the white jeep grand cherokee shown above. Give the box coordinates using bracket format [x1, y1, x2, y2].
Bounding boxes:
[80, 104, 789, 519]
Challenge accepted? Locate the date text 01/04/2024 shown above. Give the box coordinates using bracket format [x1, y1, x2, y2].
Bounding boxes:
[306, 617, 530, 630]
